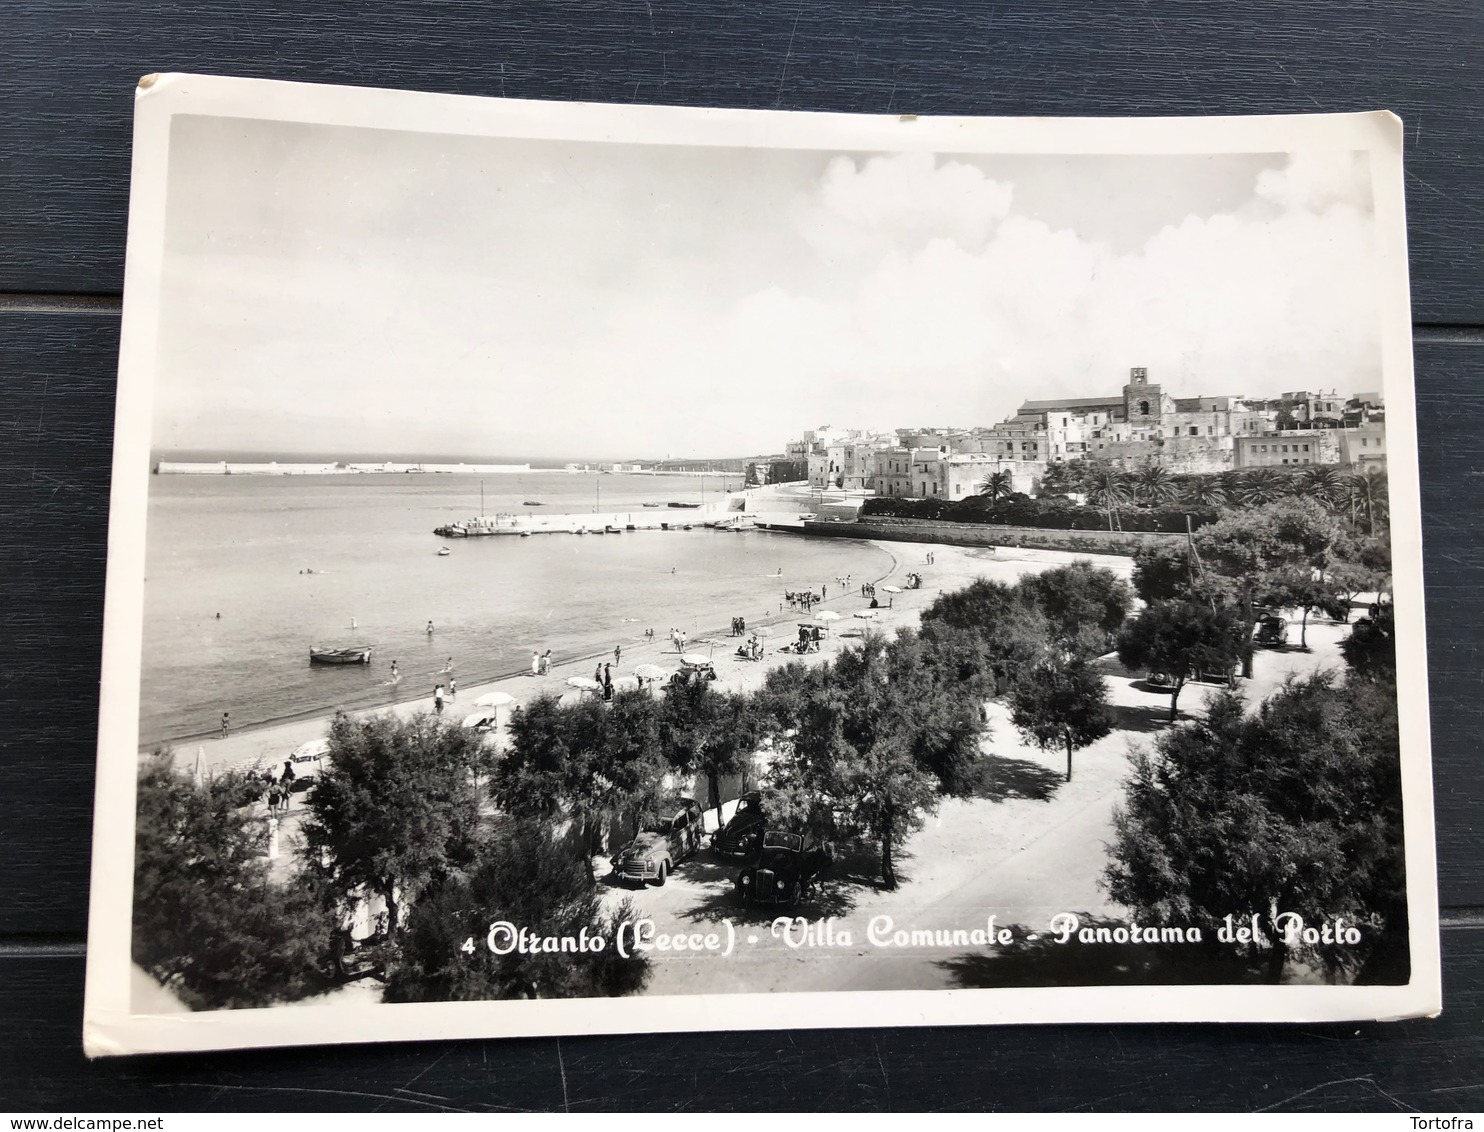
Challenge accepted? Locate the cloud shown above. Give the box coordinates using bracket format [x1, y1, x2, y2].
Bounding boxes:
[1254, 150, 1372, 214]
[798, 151, 1016, 261]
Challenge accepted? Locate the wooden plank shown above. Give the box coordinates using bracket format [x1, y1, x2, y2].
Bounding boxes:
[1, 3, 1482, 321]
[0, 310, 117, 938]
[2, 924, 1481, 1110]
[0, 312, 1479, 931]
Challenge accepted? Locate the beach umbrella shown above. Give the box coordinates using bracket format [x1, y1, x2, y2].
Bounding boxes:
[817, 610, 842, 622]
[193, 746, 205, 789]
[461, 711, 499, 730]
[474, 691, 517, 708]
[752, 625, 774, 638]
[881, 585, 903, 594]
[293, 738, 331, 760]
[634, 664, 670, 681]
[681, 653, 714, 667]
[566, 676, 603, 691]
[853, 610, 877, 620]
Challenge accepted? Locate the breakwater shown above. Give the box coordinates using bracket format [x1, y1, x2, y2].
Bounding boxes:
[802, 516, 1184, 556]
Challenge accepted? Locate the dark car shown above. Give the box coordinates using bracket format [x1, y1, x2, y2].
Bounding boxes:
[1255, 612, 1288, 648]
[611, 798, 705, 886]
[711, 792, 765, 859]
[735, 830, 833, 908]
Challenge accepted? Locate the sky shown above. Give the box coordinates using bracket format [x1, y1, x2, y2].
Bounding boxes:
[152, 114, 1380, 460]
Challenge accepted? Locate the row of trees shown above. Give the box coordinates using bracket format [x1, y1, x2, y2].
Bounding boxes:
[1033, 460, 1390, 535]
[135, 519, 1400, 1004]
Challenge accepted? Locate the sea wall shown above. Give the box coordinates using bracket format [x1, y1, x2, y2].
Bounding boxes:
[802, 517, 1184, 556]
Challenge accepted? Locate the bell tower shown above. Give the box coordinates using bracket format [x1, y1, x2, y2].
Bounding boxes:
[1123, 366, 1163, 423]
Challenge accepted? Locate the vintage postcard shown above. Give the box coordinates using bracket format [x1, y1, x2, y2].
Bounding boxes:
[84, 73, 1439, 1056]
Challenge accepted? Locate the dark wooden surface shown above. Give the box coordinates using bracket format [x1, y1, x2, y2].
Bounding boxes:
[2, 2, 1481, 1112]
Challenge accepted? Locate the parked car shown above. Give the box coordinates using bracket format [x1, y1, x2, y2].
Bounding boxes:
[711, 791, 766, 859]
[611, 798, 705, 886]
[1255, 613, 1288, 648]
[735, 830, 833, 908]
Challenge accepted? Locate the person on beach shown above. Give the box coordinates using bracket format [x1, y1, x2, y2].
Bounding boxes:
[426, 620, 434, 635]
[540, 649, 552, 674]
[614, 644, 622, 667]
[280, 760, 296, 807]
[449, 677, 457, 699]
[220, 712, 230, 739]
[267, 783, 282, 817]
[531, 651, 540, 676]
[822, 584, 827, 600]
[595, 663, 604, 684]
[442, 656, 454, 673]
[434, 684, 445, 714]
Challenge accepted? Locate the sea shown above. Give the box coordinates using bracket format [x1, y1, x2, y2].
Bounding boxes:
[140, 473, 896, 747]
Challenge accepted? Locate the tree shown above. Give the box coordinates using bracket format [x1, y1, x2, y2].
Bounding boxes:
[1261, 569, 1331, 649]
[492, 692, 605, 821]
[786, 637, 953, 889]
[920, 578, 1049, 695]
[1008, 654, 1111, 782]
[1348, 467, 1390, 536]
[1105, 676, 1407, 983]
[1130, 541, 1197, 605]
[1019, 560, 1133, 657]
[977, 468, 1014, 503]
[1183, 475, 1227, 509]
[301, 713, 484, 942]
[1299, 465, 1346, 512]
[660, 679, 755, 827]
[591, 688, 670, 845]
[133, 752, 334, 1009]
[887, 628, 993, 796]
[1117, 601, 1242, 721]
[1236, 468, 1286, 507]
[1132, 465, 1178, 507]
[386, 821, 650, 1002]
[1194, 497, 1340, 677]
[1340, 603, 1395, 682]
[1084, 464, 1131, 531]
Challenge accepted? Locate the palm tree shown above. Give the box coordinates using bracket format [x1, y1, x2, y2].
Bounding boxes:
[1217, 470, 1246, 507]
[1299, 465, 1346, 512]
[1184, 475, 1226, 509]
[1348, 467, 1389, 535]
[1132, 465, 1178, 508]
[1237, 468, 1284, 506]
[1084, 466, 1131, 531]
[977, 469, 1014, 503]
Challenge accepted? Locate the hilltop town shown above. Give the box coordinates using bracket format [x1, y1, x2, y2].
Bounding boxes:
[783, 368, 1386, 500]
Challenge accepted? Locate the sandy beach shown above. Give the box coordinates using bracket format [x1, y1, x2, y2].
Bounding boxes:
[155, 538, 1130, 779]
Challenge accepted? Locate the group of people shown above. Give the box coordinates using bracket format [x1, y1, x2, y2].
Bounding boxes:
[432, 679, 456, 714]
[783, 589, 821, 612]
[794, 624, 823, 653]
[729, 615, 748, 636]
[594, 661, 617, 701]
[529, 649, 553, 675]
[735, 635, 764, 661]
[262, 760, 298, 817]
[669, 628, 689, 653]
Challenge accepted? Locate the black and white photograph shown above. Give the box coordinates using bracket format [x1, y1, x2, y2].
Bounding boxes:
[83, 75, 1438, 1056]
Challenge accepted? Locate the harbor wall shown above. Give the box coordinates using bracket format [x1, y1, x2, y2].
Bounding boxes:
[802, 517, 1183, 556]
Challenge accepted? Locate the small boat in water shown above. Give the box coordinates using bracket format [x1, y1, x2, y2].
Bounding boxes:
[437, 547, 451, 556]
[642, 502, 662, 508]
[604, 524, 622, 534]
[310, 646, 373, 666]
[523, 501, 543, 506]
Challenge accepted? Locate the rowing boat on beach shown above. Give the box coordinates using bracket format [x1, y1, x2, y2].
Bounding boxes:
[309, 646, 373, 666]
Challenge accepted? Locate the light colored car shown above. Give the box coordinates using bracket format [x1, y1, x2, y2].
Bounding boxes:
[611, 798, 704, 886]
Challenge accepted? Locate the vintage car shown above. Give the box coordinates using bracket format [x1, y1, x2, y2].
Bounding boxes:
[1255, 612, 1289, 648]
[711, 791, 766, 859]
[611, 798, 705, 886]
[735, 830, 833, 908]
